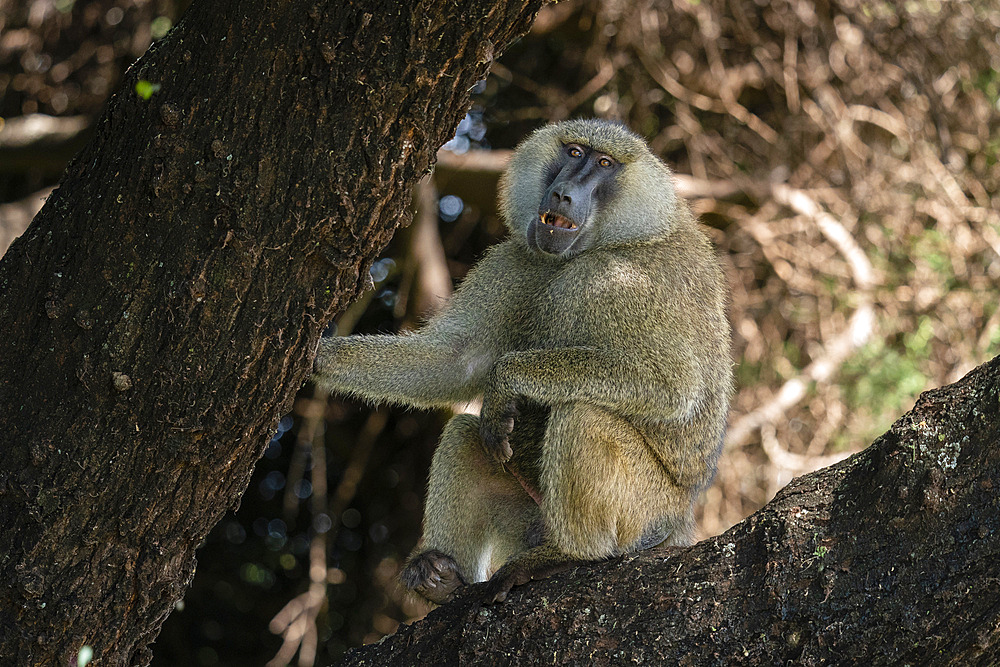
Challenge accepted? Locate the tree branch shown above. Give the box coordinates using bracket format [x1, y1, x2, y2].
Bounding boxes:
[344, 355, 1000, 665]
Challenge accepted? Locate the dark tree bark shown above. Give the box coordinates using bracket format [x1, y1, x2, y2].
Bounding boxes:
[345, 355, 1000, 666]
[0, 1, 543, 664]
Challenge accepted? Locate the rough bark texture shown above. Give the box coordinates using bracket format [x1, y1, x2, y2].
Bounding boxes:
[345, 355, 1000, 666]
[0, 1, 542, 664]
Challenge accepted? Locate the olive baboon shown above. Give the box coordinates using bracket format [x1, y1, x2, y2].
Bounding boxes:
[313, 119, 732, 603]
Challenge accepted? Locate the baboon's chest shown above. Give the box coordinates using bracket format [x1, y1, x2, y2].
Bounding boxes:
[520, 257, 656, 349]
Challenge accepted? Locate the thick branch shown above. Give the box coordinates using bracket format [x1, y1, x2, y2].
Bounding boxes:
[345, 355, 1000, 665]
[0, 187, 51, 257]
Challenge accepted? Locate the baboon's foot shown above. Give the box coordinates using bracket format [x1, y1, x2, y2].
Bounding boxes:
[401, 549, 466, 604]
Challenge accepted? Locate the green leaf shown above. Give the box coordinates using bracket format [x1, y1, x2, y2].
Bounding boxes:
[135, 80, 162, 100]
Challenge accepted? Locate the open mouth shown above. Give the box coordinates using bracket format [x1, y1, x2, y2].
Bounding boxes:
[540, 211, 578, 230]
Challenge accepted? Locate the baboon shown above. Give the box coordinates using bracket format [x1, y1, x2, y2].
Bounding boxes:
[313, 119, 732, 603]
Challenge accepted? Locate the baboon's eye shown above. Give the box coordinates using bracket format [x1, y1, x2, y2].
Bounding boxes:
[598, 156, 614, 168]
[567, 145, 584, 158]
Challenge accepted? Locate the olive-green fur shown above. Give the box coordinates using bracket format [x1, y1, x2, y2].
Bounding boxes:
[313, 119, 733, 603]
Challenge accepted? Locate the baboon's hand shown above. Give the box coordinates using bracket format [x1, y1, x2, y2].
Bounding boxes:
[482, 560, 531, 603]
[482, 549, 579, 603]
[480, 393, 518, 463]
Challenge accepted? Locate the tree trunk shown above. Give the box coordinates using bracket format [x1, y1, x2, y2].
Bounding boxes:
[344, 355, 1000, 666]
[0, 1, 542, 664]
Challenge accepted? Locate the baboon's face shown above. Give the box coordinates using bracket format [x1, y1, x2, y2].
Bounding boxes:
[527, 141, 623, 257]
